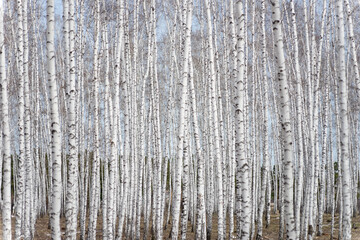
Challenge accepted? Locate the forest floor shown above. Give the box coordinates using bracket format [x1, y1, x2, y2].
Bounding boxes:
[1, 212, 360, 239]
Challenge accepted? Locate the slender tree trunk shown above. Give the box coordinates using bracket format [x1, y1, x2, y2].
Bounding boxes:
[47, 0, 62, 238]
[234, 1, 251, 239]
[257, 1, 270, 238]
[88, 1, 101, 238]
[65, 0, 78, 238]
[289, 0, 304, 238]
[171, 1, 193, 238]
[0, 0, 12, 238]
[204, 0, 224, 238]
[270, 0, 296, 238]
[15, 0, 26, 238]
[336, 0, 352, 238]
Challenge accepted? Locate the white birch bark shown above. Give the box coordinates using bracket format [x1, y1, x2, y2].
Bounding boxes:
[150, 0, 164, 237]
[190, 57, 206, 240]
[88, 0, 101, 238]
[144, 106, 153, 240]
[204, 1, 224, 238]
[130, 2, 140, 238]
[15, 0, 26, 239]
[270, 0, 296, 238]
[344, 0, 360, 96]
[117, 7, 131, 239]
[0, 0, 12, 237]
[336, 0, 352, 238]
[76, 1, 86, 238]
[65, 0, 78, 238]
[257, 1, 270, 238]
[180, 116, 190, 240]
[289, 0, 305, 238]
[171, 1, 193, 238]
[22, 0, 34, 236]
[318, 86, 329, 236]
[106, 28, 117, 239]
[228, 2, 237, 236]
[110, 1, 124, 237]
[136, 11, 149, 239]
[234, 1, 251, 239]
[47, 0, 62, 238]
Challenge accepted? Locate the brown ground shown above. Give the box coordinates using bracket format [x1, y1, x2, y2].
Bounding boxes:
[1, 212, 360, 239]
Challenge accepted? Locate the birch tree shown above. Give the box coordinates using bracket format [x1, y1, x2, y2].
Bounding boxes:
[234, 1, 251, 239]
[204, 0, 225, 238]
[171, 1, 193, 238]
[270, 0, 296, 238]
[0, 0, 12, 238]
[336, 0, 352, 238]
[88, 1, 101, 238]
[65, 0, 78, 238]
[15, 0, 26, 238]
[47, 0, 62, 238]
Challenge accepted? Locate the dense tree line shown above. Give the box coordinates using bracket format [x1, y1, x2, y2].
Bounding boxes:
[0, 0, 360, 239]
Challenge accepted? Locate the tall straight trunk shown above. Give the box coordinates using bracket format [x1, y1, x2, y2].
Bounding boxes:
[257, 1, 270, 238]
[65, 0, 78, 238]
[130, 2, 139, 238]
[110, 1, 124, 238]
[144, 106, 153, 240]
[318, 86, 329, 236]
[15, 0, 25, 238]
[88, 0, 101, 238]
[0, 0, 12, 238]
[234, 1, 251, 239]
[101, 19, 110, 239]
[171, 1, 193, 238]
[76, 1, 86, 238]
[22, 1, 34, 237]
[344, 0, 360, 218]
[303, 1, 315, 236]
[106, 30, 117, 240]
[47, 0, 62, 238]
[190, 57, 206, 239]
[180, 117, 190, 240]
[344, 0, 360, 96]
[203, 0, 224, 238]
[150, 0, 164, 237]
[336, 0, 352, 238]
[228, 2, 237, 237]
[270, 0, 296, 238]
[289, 0, 304, 238]
[136, 10, 149, 238]
[117, 7, 131, 239]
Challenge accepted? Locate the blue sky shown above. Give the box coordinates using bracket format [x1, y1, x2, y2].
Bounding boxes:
[54, 0, 62, 14]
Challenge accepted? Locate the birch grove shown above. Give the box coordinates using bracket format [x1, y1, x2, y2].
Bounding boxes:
[0, 0, 360, 240]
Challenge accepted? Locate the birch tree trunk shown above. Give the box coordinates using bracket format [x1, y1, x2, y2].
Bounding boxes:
[257, 1, 270, 238]
[88, 1, 101, 238]
[22, 0, 34, 236]
[234, 1, 251, 239]
[204, 0, 224, 238]
[290, 0, 305, 237]
[15, 0, 26, 238]
[336, 0, 352, 238]
[47, 0, 62, 238]
[150, 0, 164, 237]
[270, 0, 296, 238]
[65, 0, 78, 238]
[110, 1, 124, 237]
[171, 1, 193, 238]
[0, 0, 12, 238]
[344, 0, 360, 96]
